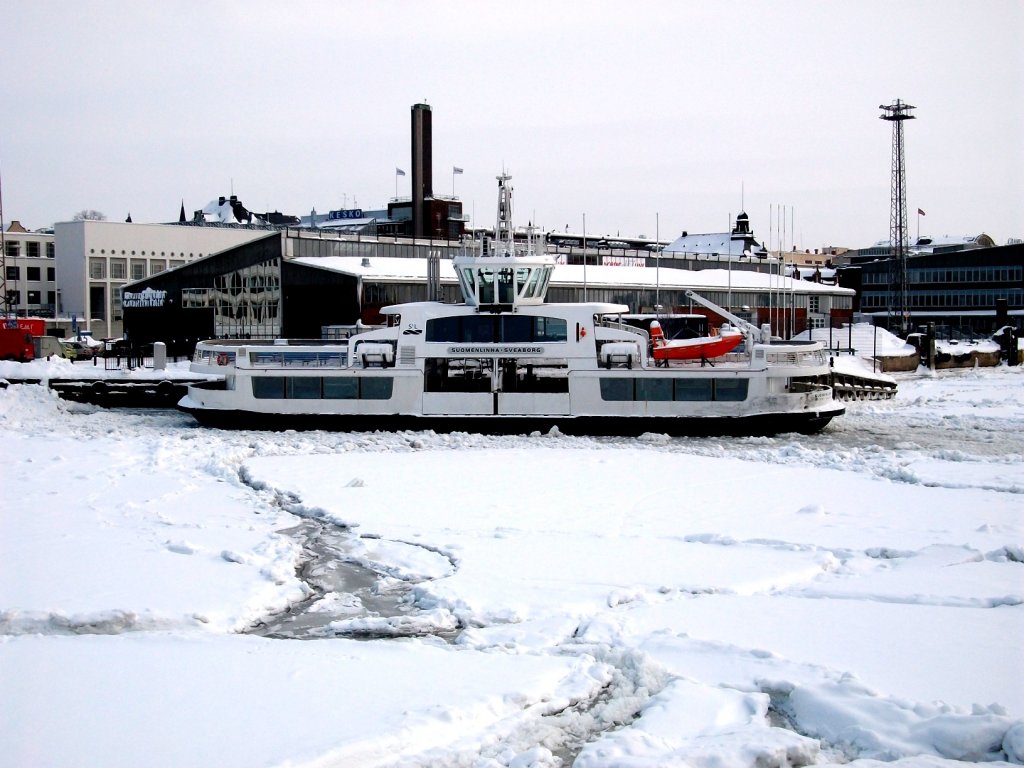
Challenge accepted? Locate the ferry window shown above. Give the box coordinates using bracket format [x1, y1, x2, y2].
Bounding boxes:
[287, 377, 321, 399]
[465, 316, 496, 343]
[323, 378, 358, 399]
[534, 317, 567, 341]
[675, 379, 713, 401]
[515, 268, 531, 296]
[636, 378, 673, 401]
[458, 268, 475, 298]
[501, 315, 533, 342]
[427, 316, 461, 342]
[477, 268, 495, 304]
[523, 268, 543, 298]
[714, 379, 748, 401]
[252, 377, 286, 399]
[497, 268, 515, 303]
[599, 378, 634, 401]
[360, 377, 394, 400]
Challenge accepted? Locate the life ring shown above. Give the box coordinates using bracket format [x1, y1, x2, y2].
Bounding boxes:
[216, 353, 229, 366]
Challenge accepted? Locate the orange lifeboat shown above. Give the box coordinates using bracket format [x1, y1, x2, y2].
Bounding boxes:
[650, 320, 744, 361]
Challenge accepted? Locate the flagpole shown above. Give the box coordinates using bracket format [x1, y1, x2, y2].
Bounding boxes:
[582, 212, 588, 302]
[727, 212, 732, 313]
[655, 212, 660, 315]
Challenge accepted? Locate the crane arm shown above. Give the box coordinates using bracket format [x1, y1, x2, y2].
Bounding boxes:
[683, 290, 770, 343]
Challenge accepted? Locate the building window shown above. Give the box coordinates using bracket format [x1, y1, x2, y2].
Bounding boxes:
[46, 243, 55, 258]
[213, 258, 282, 339]
[27, 290, 41, 305]
[47, 267, 56, 280]
[151, 263, 165, 275]
[110, 259, 127, 279]
[90, 259, 106, 279]
[182, 288, 211, 308]
[27, 266, 41, 281]
[131, 261, 146, 280]
[26, 241, 40, 258]
[808, 295, 820, 313]
[5, 266, 18, 281]
[4, 241, 17, 258]
[6, 290, 20, 305]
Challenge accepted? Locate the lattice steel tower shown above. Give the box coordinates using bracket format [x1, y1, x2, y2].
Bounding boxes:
[880, 99, 915, 333]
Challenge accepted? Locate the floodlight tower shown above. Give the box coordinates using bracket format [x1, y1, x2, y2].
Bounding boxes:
[880, 99, 915, 334]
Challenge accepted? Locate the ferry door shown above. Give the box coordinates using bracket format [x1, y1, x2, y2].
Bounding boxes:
[495, 358, 572, 416]
[422, 357, 496, 415]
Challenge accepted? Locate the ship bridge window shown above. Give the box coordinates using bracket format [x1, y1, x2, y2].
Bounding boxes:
[458, 268, 476, 298]
[516, 267, 531, 297]
[476, 268, 495, 304]
[523, 268, 543, 298]
[497, 267, 516, 303]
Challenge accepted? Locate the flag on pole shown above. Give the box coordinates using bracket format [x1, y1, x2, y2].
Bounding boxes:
[396, 168, 406, 176]
[918, 208, 926, 216]
[453, 166, 463, 175]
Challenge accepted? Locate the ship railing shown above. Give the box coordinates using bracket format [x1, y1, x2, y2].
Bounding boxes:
[787, 380, 831, 394]
[248, 350, 349, 368]
[598, 319, 650, 341]
[766, 349, 829, 367]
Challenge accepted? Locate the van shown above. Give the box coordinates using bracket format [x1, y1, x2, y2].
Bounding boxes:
[33, 335, 65, 360]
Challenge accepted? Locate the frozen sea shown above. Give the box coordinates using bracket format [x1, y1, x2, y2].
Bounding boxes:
[1, 360, 1022, 767]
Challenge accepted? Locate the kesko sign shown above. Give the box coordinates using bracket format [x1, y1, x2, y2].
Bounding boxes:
[122, 287, 168, 308]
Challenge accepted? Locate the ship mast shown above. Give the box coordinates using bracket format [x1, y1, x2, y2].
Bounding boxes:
[494, 172, 513, 252]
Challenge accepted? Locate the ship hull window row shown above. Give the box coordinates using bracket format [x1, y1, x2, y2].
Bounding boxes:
[251, 376, 394, 400]
[599, 377, 749, 402]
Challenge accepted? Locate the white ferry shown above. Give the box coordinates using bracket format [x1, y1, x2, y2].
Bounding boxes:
[179, 175, 844, 435]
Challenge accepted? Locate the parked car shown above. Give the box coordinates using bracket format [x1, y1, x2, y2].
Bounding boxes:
[63, 341, 94, 361]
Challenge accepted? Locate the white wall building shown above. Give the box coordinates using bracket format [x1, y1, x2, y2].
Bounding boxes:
[55, 221, 267, 338]
[2, 222, 57, 319]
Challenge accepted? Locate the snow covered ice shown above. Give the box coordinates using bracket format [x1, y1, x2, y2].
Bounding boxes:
[1, 362, 1023, 767]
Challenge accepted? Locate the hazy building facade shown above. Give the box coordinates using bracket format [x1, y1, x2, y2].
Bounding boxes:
[55, 220, 267, 338]
[2, 222, 57, 320]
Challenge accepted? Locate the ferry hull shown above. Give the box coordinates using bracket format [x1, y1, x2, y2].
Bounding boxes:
[177, 401, 843, 437]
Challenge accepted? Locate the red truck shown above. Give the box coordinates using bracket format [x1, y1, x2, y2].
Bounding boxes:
[1, 325, 35, 361]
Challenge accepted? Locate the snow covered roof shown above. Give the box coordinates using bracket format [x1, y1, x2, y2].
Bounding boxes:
[789, 266, 838, 280]
[663, 233, 766, 256]
[292, 256, 853, 295]
[197, 199, 246, 225]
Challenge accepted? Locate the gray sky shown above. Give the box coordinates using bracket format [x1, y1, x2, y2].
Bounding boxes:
[3, 0, 1021, 250]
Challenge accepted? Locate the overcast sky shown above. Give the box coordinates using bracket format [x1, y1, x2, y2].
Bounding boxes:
[2, 1, 1021, 250]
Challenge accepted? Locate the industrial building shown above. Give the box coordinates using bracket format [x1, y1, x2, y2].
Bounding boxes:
[838, 241, 1024, 334]
[120, 226, 854, 357]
